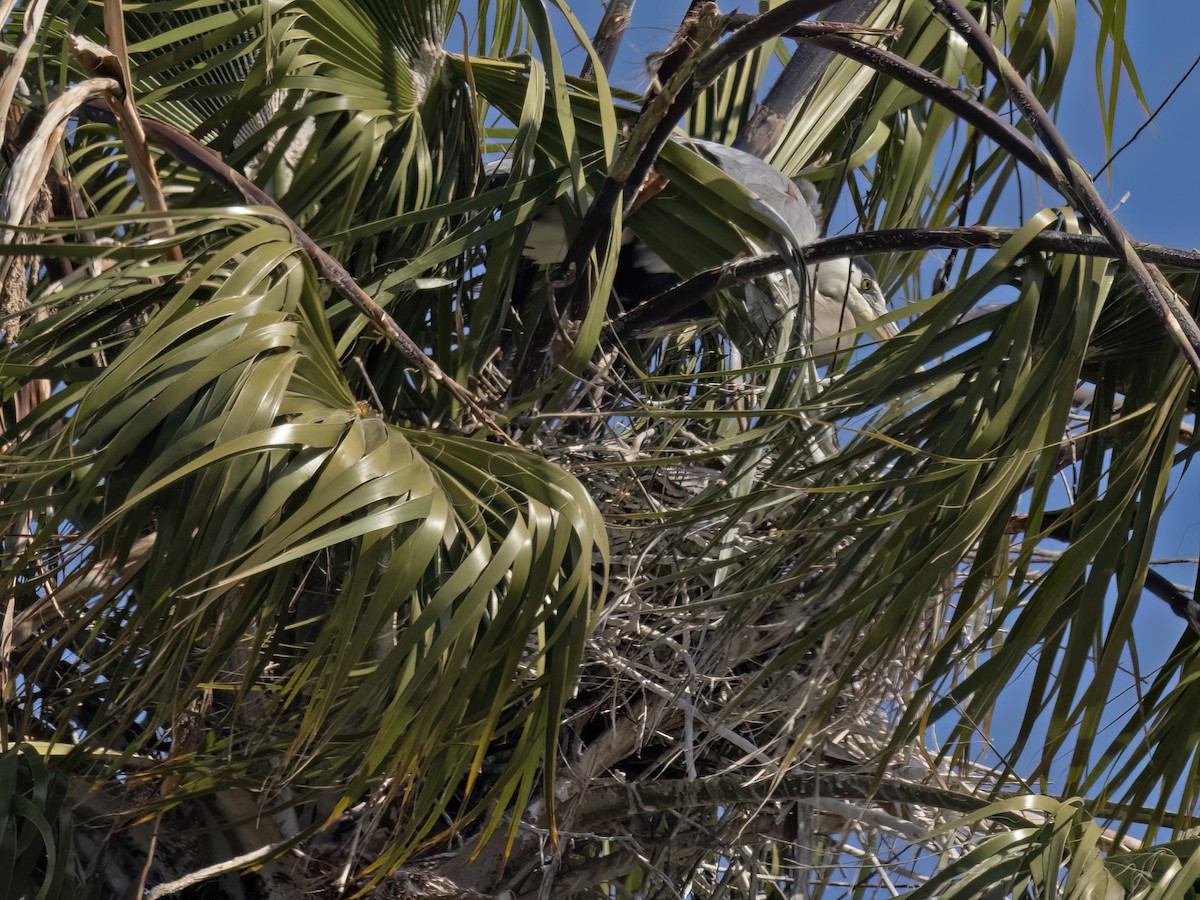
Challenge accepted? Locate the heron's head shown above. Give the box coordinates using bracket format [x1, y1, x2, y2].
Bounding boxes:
[809, 256, 898, 357]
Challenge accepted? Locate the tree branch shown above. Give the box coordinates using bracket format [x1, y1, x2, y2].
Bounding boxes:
[573, 770, 1027, 831]
[794, 32, 1063, 189]
[695, 1, 845, 86]
[613, 226, 1200, 338]
[581, 0, 635, 80]
[143, 840, 290, 900]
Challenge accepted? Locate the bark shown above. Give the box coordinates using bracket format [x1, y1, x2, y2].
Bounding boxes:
[735, 0, 883, 158]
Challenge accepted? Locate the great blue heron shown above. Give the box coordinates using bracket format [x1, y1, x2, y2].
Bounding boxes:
[687, 139, 896, 359]
[491, 139, 898, 360]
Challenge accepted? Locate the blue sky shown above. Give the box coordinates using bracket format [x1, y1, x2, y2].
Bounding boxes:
[1061, 10, 1200, 249]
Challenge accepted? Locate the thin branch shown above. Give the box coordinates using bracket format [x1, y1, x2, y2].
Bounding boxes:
[573, 771, 1027, 830]
[1095, 51, 1200, 180]
[732, 1, 886, 157]
[801, 33, 1063, 189]
[695, 1, 845, 86]
[612, 225, 1200, 337]
[144, 840, 291, 900]
[722, 12, 899, 40]
[809, 226, 1200, 269]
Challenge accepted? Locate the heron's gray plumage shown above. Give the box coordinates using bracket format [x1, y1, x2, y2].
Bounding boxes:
[690, 139, 895, 358]
[691, 138, 821, 250]
[488, 141, 897, 359]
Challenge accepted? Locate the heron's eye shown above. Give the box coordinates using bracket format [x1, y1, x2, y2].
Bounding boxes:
[859, 276, 873, 291]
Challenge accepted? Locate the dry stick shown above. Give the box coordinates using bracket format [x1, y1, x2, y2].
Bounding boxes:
[0, 0, 48, 145]
[76, 103, 516, 447]
[613, 226, 1200, 337]
[927, 0, 1200, 376]
[144, 840, 290, 900]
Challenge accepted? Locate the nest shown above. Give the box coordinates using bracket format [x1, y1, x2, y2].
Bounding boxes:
[487, 346, 965, 893]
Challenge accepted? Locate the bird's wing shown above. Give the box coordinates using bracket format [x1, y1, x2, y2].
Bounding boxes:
[689, 139, 821, 250]
[687, 138, 820, 338]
